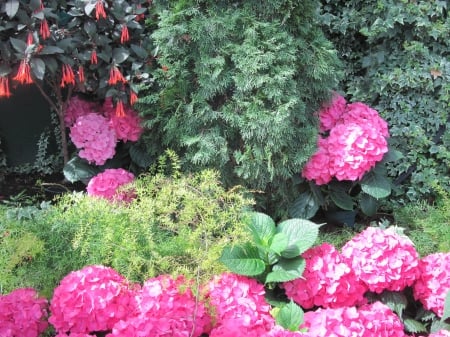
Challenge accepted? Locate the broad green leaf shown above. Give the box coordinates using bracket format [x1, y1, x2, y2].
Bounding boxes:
[359, 193, 378, 216]
[430, 319, 450, 333]
[84, 3, 96, 16]
[274, 301, 304, 331]
[442, 290, 450, 321]
[382, 148, 403, 163]
[219, 244, 265, 276]
[269, 232, 288, 255]
[265, 257, 305, 283]
[5, 0, 19, 18]
[129, 143, 153, 169]
[380, 290, 408, 317]
[361, 172, 391, 199]
[113, 47, 130, 64]
[0, 64, 11, 77]
[38, 46, 65, 55]
[329, 187, 354, 210]
[289, 190, 320, 219]
[403, 318, 427, 334]
[84, 21, 97, 36]
[30, 58, 45, 80]
[246, 212, 276, 247]
[277, 219, 319, 258]
[131, 44, 149, 59]
[9, 37, 27, 54]
[29, 0, 42, 11]
[63, 156, 99, 184]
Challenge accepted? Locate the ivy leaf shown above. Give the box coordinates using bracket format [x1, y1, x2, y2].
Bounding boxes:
[219, 244, 265, 276]
[5, 0, 19, 18]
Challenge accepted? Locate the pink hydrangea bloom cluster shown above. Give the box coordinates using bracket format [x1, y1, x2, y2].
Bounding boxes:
[0, 288, 48, 337]
[70, 113, 117, 165]
[412, 252, 450, 317]
[283, 243, 367, 309]
[86, 168, 135, 202]
[303, 93, 389, 185]
[108, 275, 211, 337]
[64, 96, 98, 127]
[425, 330, 450, 337]
[301, 301, 405, 337]
[341, 227, 420, 293]
[102, 97, 143, 142]
[205, 272, 275, 337]
[49, 265, 137, 335]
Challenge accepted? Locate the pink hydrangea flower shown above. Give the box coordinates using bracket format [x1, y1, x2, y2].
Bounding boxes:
[0, 288, 48, 337]
[70, 113, 117, 165]
[301, 138, 332, 185]
[413, 252, 450, 317]
[426, 330, 450, 337]
[49, 265, 137, 334]
[283, 243, 367, 309]
[87, 168, 135, 202]
[205, 273, 275, 337]
[107, 275, 211, 337]
[343, 102, 389, 138]
[341, 227, 420, 293]
[64, 96, 99, 127]
[102, 97, 143, 142]
[301, 301, 405, 337]
[318, 92, 347, 133]
[55, 334, 95, 337]
[327, 122, 388, 181]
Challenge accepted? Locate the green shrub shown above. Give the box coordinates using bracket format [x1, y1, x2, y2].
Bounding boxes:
[138, 0, 342, 218]
[319, 0, 450, 204]
[0, 167, 254, 297]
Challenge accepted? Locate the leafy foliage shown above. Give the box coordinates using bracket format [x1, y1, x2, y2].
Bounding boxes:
[137, 0, 342, 218]
[319, 0, 450, 204]
[0, 166, 254, 297]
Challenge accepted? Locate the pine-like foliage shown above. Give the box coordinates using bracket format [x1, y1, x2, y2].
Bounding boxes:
[138, 0, 341, 217]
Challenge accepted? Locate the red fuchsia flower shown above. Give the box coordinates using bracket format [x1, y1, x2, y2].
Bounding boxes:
[108, 66, 127, 85]
[13, 60, 33, 84]
[107, 275, 211, 337]
[318, 92, 347, 133]
[64, 96, 99, 127]
[102, 97, 143, 142]
[326, 122, 389, 181]
[49, 265, 138, 335]
[0, 76, 11, 98]
[204, 273, 275, 337]
[115, 99, 125, 117]
[300, 301, 405, 337]
[78, 65, 85, 83]
[60, 64, 75, 87]
[341, 227, 420, 293]
[0, 288, 48, 337]
[40, 19, 50, 40]
[95, 0, 107, 20]
[120, 24, 129, 44]
[129, 90, 138, 106]
[283, 243, 368, 309]
[412, 252, 450, 317]
[69, 113, 117, 165]
[90, 50, 98, 64]
[301, 137, 332, 185]
[87, 168, 136, 202]
[26, 32, 34, 46]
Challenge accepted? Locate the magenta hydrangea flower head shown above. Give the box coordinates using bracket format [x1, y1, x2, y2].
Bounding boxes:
[205, 272, 275, 337]
[108, 274, 211, 337]
[343, 102, 389, 138]
[357, 301, 406, 337]
[413, 252, 450, 317]
[102, 97, 143, 142]
[87, 168, 135, 202]
[318, 92, 347, 133]
[301, 137, 332, 185]
[64, 95, 99, 127]
[49, 265, 137, 335]
[283, 243, 367, 309]
[70, 113, 117, 165]
[341, 227, 420, 293]
[426, 330, 450, 337]
[0, 288, 48, 337]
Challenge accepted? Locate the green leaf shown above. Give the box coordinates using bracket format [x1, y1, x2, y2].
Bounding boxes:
[277, 219, 319, 258]
[274, 301, 304, 331]
[112, 47, 130, 64]
[130, 44, 148, 59]
[329, 187, 354, 210]
[129, 143, 153, 169]
[9, 37, 27, 54]
[30, 58, 45, 80]
[382, 148, 403, 163]
[38, 46, 65, 55]
[269, 232, 288, 255]
[361, 172, 392, 199]
[442, 290, 450, 321]
[289, 189, 320, 219]
[246, 212, 276, 247]
[84, 3, 96, 16]
[380, 290, 408, 317]
[219, 244, 266, 276]
[5, 0, 19, 18]
[63, 156, 100, 184]
[359, 193, 378, 216]
[403, 318, 427, 334]
[83, 21, 97, 36]
[265, 257, 306, 283]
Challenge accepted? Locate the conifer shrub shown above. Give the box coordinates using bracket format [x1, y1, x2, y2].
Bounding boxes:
[138, 0, 341, 217]
[0, 165, 254, 297]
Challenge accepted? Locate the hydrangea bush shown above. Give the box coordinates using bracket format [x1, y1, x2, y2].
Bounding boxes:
[86, 168, 135, 202]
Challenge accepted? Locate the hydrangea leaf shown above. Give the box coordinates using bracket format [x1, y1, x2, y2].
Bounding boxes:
[219, 244, 265, 276]
[273, 300, 304, 332]
[265, 257, 306, 283]
[246, 212, 276, 247]
[361, 171, 391, 199]
[277, 219, 319, 258]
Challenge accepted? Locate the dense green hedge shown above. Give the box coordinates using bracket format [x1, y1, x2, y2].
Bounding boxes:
[319, 0, 450, 204]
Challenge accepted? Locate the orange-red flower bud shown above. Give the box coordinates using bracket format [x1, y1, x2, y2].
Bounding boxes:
[95, 0, 107, 20]
[108, 66, 127, 85]
[0, 77, 11, 98]
[78, 66, 85, 83]
[60, 64, 75, 87]
[120, 25, 129, 44]
[91, 50, 98, 65]
[13, 60, 33, 84]
[115, 100, 126, 117]
[129, 90, 138, 105]
[40, 19, 50, 40]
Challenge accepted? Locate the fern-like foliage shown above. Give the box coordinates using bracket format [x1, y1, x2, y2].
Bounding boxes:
[138, 0, 341, 218]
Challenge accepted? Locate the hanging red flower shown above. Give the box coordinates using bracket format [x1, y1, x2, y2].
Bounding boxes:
[108, 66, 127, 85]
[26, 32, 34, 46]
[95, 0, 107, 20]
[90, 50, 98, 64]
[78, 65, 85, 83]
[115, 100, 126, 117]
[0, 77, 11, 98]
[129, 90, 138, 105]
[60, 64, 75, 87]
[120, 24, 129, 44]
[13, 60, 33, 84]
[40, 19, 50, 40]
